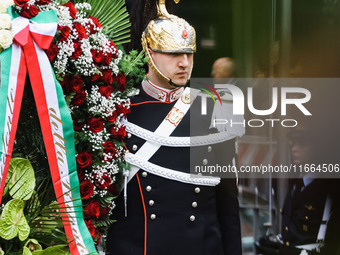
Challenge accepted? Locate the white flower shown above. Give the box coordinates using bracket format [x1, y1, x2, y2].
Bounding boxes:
[0, 0, 13, 14]
[0, 14, 11, 30]
[0, 29, 13, 50]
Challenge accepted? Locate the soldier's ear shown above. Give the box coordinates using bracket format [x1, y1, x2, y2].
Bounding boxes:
[148, 49, 154, 58]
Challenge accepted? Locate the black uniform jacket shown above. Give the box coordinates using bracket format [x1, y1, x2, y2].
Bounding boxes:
[107, 80, 242, 255]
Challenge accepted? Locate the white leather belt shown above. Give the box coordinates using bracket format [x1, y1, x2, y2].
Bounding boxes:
[125, 153, 220, 186]
[124, 120, 236, 147]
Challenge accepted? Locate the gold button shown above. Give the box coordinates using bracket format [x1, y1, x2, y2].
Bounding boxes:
[286, 241, 290, 246]
[303, 225, 308, 232]
[280, 208, 283, 213]
[305, 216, 309, 220]
[306, 205, 313, 210]
[285, 226, 288, 231]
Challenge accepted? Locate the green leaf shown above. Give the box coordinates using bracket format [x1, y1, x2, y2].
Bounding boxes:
[25, 191, 41, 222]
[32, 245, 70, 255]
[75, 0, 131, 45]
[8, 158, 36, 200]
[24, 239, 43, 252]
[23, 247, 33, 255]
[0, 199, 30, 241]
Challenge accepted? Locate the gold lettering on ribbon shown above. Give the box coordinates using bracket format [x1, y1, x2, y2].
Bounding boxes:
[60, 179, 90, 253]
[62, 180, 75, 201]
[48, 108, 69, 168]
[1, 90, 15, 177]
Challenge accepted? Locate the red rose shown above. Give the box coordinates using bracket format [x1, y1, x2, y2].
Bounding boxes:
[107, 111, 118, 124]
[20, 4, 39, 19]
[80, 180, 94, 200]
[85, 220, 96, 238]
[87, 117, 104, 133]
[61, 74, 71, 88]
[73, 119, 84, 131]
[108, 40, 117, 50]
[98, 85, 113, 99]
[62, 1, 78, 19]
[67, 75, 83, 93]
[100, 206, 109, 218]
[76, 152, 93, 168]
[110, 126, 127, 139]
[91, 70, 113, 85]
[102, 141, 116, 161]
[95, 234, 102, 246]
[14, 0, 29, 7]
[107, 184, 118, 196]
[71, 90, 86, 106]
[101, 53, 112, 66]
[35, 0, 51, 5]
[46, 44, 58, 62]
[84, 201, 101, 219]
[116, 104, 131, 116]
[91, 49, 103, 65]
[102, 70, 113, 85]
[72, 41, 82, 59]
[91, 73, 101, 82]
[113, 73, 126, 92]
[88, 16, 102, 34]
[94, 173, 111, 189]
[58, 25, 71, 41]
[114, 73, 126, 86]
[74, 23, 88, 39]
[108, 41, 118, 58]
[103, 141, 116, 155]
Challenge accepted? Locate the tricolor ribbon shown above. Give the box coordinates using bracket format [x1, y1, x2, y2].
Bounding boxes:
[0, 8, 97, 255]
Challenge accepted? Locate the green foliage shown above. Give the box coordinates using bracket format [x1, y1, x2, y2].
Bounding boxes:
[64, 92, 75, 108]
[13, 82, 50, 188]
[118, 49, 147, 88]
[7, 158, 36, 201]
[24, 239, 43, 252]
[23, 247, 32, 255]
[97, 193, 116, 206]
[75, 0, 131, 45]
[31, 245, 70, 255]
[119, 50, 145, 76]
[93, 219, 116, 229]
[0, 199, 30, 241]
[0, 158, 69, 254]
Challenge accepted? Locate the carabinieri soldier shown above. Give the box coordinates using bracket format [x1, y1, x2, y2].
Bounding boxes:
[107, 1, 243, 254]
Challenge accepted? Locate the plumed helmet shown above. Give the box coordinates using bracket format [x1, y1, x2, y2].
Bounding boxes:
[142, 0, 196, 85]
[142, 0, 196, 53]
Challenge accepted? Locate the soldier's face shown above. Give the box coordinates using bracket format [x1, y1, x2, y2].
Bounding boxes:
[150, 50, 194, 86]
[289, 137, 314, 165]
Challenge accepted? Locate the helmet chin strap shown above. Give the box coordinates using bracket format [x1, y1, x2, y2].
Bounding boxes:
[169, 79, 190, 88]
[142, 36, 192, 89]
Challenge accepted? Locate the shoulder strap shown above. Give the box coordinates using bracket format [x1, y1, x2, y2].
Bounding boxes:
[317, 195, 332, 242]
[123, 87, 199, 216]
